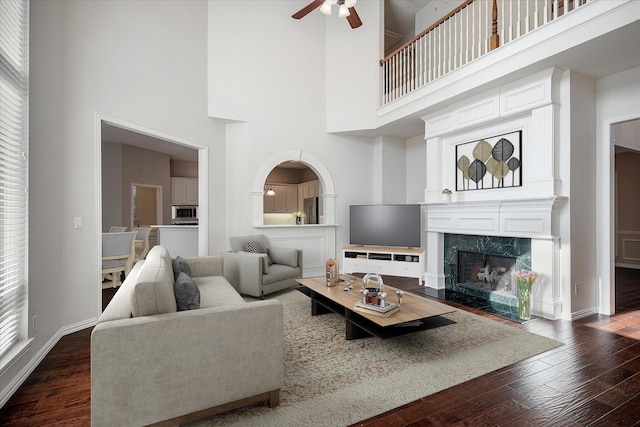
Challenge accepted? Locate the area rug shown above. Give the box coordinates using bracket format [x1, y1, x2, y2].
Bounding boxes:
[186, 289, 562, 427]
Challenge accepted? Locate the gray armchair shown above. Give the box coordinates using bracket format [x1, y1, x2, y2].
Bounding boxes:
[223, 235, 303, 298]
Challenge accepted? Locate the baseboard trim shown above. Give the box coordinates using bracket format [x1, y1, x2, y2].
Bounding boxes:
[615, 263, 640, 270]
[571, 306, 598, 320]
[0, 316, 98, 408]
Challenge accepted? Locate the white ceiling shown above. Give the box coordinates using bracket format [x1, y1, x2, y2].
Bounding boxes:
[101, 122, 199, 162]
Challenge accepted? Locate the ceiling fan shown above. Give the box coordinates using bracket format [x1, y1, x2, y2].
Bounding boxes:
[292, 0, 363, 29]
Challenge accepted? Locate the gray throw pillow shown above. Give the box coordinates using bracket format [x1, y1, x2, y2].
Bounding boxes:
[174, 272, 200, 311]
[245, 241, 272, 266]
[172, 256, 191, 280]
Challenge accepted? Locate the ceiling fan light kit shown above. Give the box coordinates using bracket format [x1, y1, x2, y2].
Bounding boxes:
[338, 4, 350, 18]
[292, 0, 362, 29]
[320, 2, 332, 15]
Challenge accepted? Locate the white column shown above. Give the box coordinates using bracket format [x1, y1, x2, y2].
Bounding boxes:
[322, 193, 337, 225]
[530, 237, 562, 319]
[528, 104, 559, 195]
[425, 137, 443, 203]
[425, 229, 445, 289]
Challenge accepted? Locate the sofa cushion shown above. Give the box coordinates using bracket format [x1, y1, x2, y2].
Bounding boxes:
[131, 255, 177, 316]
[147, 245, 172, 269]
[269, 247, 298, 268]
[262, 264, 302, 286]
[193, 276, 246, 307]
[172, 256, 191, 280]
[245, 241, 272, 266]
[174, 272, 201, 311]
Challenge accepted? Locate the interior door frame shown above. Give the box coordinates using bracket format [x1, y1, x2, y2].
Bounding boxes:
[96, 113, 208, 315]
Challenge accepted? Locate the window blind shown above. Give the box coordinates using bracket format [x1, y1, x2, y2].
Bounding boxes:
[0, 0, 28, 359]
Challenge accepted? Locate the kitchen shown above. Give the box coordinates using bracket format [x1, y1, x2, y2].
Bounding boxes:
[102, 123, 200, 257]
[154, 176, 200, 257]
[263, 161, 322, 225]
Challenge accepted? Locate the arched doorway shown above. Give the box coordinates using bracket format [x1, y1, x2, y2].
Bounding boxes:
[263, 162, 321, 225]
[252, 150, 336, 227]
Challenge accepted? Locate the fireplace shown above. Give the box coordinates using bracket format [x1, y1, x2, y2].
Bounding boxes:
[439, 234, 532, 317]
[456, 251, 517, 294]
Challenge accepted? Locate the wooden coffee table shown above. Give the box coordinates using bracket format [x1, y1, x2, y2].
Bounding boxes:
[295, 276, 456, 340]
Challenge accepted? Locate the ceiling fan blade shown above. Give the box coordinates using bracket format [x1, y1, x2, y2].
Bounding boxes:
[292, 0, 324, 19]
[346, 7, 363, 29]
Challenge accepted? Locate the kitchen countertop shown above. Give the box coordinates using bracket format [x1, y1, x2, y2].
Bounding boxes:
[152, 224, 199, 229]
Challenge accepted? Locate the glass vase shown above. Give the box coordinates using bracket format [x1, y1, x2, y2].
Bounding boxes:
[296, 217, 302, 225]
[518, 285, 532, 320]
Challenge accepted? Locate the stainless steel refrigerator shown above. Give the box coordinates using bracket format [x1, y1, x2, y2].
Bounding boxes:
[304, 197, 319, 224]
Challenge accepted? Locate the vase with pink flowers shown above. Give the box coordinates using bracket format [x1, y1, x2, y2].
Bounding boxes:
[512, 269, 539, 320]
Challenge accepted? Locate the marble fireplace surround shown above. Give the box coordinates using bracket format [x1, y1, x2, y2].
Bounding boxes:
[423, 198, 565, 320]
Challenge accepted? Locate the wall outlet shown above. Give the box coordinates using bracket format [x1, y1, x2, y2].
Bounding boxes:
[33, 315, 37, 332]
[574, 283, 580, 294]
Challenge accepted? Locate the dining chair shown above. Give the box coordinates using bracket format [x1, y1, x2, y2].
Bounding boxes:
[101, 232, 136, 288]
[133, 227, 153, 264]
[109, 226, 127, 232]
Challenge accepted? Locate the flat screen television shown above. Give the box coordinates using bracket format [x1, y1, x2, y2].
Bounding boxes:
[349, 204, 421, 248]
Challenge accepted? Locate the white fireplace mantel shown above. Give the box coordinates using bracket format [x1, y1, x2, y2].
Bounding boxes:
[419, 69, 569, 320]
[422, 197, 566, 239]
[422, 197, 566, 320]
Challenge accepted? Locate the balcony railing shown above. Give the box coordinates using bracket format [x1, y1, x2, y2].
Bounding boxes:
[380, 0, 591, 105]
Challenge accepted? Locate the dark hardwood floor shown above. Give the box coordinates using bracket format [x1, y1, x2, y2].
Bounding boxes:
[1, 269, 639, 426]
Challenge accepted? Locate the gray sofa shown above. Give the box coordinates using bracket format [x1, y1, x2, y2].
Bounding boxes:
[223, 234, 303, 298]
[91, 245, 284, 427]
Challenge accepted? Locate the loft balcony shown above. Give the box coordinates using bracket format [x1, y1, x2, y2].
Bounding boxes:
[381, 0, 592, 105]
[355, 0, 640, 138]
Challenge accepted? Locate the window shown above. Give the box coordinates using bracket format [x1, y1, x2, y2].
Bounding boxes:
[0, 0, 29, 359]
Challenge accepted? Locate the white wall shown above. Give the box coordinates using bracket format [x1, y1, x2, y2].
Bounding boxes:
[2, 0, 225, 405]
[373, 136, 407, 204]
[568, 70, 598, 317]
[406, 134, 426, 204]
[208, 1, 380, 251]
[325, 0, 383, 132]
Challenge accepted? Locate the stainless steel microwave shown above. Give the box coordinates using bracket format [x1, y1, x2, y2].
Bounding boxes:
[172, 205, 198, 222]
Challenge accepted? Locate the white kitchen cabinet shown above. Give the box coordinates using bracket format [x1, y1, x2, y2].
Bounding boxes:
[155, 225, 198, 257]
[285, 186, 298, 212]
[171, 178, 198, 205]
[264, 184, 298, 213]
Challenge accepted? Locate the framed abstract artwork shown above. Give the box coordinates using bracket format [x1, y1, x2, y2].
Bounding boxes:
[455, 130, 522, 191]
